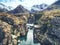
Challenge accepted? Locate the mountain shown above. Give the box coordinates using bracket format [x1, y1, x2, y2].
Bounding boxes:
[0, 3, 12, 12]
[45, 0, 60, 10]
[0, 3, 8, 12]
[31, 3, 48, 13]
[8, 5, 29, 14]
[52, 0, 60, 9]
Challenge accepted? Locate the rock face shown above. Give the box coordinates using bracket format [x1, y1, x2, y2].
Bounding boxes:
[34, 10, 60, 45]
[0, 13, 29, 45]
[0, 20, 12, 45]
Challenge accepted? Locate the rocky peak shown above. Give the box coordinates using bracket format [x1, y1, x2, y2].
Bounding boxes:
[31, 3, 48, 13]
[8, 5, 29, 14]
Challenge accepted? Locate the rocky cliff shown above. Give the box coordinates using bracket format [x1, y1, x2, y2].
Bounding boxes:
[34, 10, 60, 45]
[0, 13, 29, 45]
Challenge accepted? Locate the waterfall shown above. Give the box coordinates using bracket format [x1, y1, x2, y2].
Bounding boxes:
[18, 24, 40, 45]
[26, 29, 33, 44]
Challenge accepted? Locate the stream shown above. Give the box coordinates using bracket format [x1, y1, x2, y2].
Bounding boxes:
[18, 24, 40, 45]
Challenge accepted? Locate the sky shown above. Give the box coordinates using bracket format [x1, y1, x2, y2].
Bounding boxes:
[0, 0, 58, 10]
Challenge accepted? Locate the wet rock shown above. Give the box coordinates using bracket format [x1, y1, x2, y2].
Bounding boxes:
[13, 38, 18, 45]
[41, 38, 53, 45]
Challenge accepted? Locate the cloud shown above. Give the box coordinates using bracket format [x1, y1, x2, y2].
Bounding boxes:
[0, 0, 21, 9]
[0, 0, 58, 10]
[19, 0, 58, 10]
[19, 0, 24, 2]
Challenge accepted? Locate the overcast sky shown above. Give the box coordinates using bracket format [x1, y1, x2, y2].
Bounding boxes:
[0, 0, 58, 10]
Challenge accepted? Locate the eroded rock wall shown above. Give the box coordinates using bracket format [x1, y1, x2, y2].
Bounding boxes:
[34, 10, 60, 45]
[0, 13, 29, 45]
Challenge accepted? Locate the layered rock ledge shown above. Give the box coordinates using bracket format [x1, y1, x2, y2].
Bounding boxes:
[0, 13, 29, 45]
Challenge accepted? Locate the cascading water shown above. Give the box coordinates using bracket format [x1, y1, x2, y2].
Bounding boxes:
[26, 29, 33, 45]
[18, 24, 40, 45]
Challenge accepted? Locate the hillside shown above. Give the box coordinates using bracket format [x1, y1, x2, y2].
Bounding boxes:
[45, 0, 60, 10]
[0, 12, 29, 45]
[34, 9, 60, 45]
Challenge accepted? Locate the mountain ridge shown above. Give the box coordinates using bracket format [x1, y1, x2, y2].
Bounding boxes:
[45, 0, 60, 10]
[8, 5, 29, 14]
[0, 3, 13, 12]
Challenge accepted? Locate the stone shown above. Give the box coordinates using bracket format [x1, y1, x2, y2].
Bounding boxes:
[13, 39, 18, 45]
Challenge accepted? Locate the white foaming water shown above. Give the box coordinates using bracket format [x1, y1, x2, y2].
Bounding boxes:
[26, 29, 33, 44]
[18, 24, 40, 45]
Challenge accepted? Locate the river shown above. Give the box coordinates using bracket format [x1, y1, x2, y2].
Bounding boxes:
[18, 24, 40, 45]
